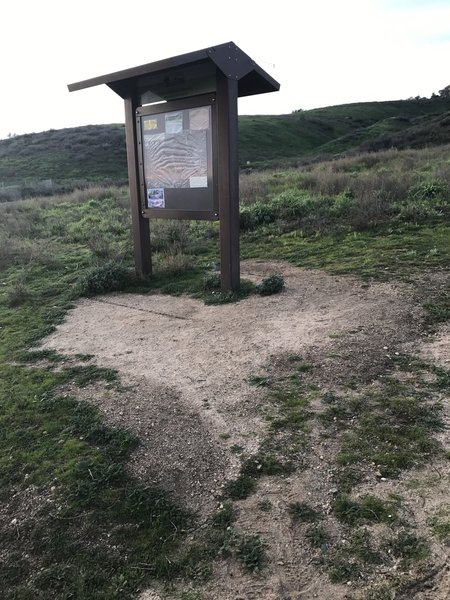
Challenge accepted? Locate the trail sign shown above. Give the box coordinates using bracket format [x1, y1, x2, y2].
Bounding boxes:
[68, 42, 279, 290]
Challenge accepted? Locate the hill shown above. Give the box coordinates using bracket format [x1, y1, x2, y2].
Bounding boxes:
[1, 96, 450, 198]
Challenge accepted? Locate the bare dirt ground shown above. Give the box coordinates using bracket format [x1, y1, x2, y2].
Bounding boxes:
[40, 260, 450, 600]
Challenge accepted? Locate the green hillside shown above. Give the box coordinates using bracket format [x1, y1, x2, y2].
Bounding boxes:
[239, 97, 450, 164]
[1, 96, 450, 197]
[0, 124, 127, 190]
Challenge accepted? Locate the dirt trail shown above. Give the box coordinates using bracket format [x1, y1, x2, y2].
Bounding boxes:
[40, 260, 449, 599]
[42, 261, 418, 514]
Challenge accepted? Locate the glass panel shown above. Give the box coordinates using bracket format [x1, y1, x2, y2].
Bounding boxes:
[141, 105, 212, 210]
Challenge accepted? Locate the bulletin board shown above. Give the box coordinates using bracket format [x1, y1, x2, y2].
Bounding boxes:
[136, 94, 217, 219]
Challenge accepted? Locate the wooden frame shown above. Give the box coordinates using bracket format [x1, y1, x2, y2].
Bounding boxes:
[136, 94, 218, 221]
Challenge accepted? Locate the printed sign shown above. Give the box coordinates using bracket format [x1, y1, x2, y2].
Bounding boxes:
[147, 188, 165, 208]
[139, 102, 214, 214]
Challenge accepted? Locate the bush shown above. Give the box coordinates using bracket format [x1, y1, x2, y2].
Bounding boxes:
[236, 534, 266, 572]
[79, 262, 131, 296]
[155, 251, 193, 275]
[239, 201, 278, 231]
[203, 272, 221, 291]
[408, 180, 447, 202]
[256, 275, 285, 296]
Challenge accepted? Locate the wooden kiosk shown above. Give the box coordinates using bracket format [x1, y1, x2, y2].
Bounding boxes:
[68, 42, 280, 291]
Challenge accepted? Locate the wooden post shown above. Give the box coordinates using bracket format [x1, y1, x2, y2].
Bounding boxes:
[124, 95, 152, 277]
[216, 73, 240, 291]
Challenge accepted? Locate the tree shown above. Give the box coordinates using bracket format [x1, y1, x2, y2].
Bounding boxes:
[438, 84, 450, 98]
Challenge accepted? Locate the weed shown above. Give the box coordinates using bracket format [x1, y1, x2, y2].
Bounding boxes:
[364, 584, 398, 600]
[202, 272, 221, 291]
[236, 534, 266, 572]
[223, 475, 257, 500]
[306, 525, 331, 549]
[79, 261, 131, 296]
[385, 530, 430, 565]
[257, 499, 272, 512]
[211, 502, 235, 530]
[6, 275, 30, 307]
[256, 274, 285, 296]
[155, 251, 194, 275]
[242, 452, 293, 477]
[203, 279, 256, 305]
[248, 375, 270, 387]
[62, 365, 118, 387]
[423, 284, 450, 327]
[288, 502, 320, 523]
[428, 505, 450, 543]
[17, 348, 66, 363]
[180, 592, 203, 600]
[327, 529, 383, 583]
[332, 494, 398, 526]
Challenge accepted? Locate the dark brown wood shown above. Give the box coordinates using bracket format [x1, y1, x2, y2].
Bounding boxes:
[124, 94, 152, 277]
[68, 42, 280, 99]
[142, 209, 217, 221]
[216, 72, 240, 291]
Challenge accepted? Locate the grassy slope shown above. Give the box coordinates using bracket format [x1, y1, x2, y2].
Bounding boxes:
[1, 97, 450, 188]
[239, 97, 450, 164]
[0, 125, 127, 187]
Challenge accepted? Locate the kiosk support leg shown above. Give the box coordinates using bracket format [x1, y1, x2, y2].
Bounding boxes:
[124, 95, 152, 277]
[217, 75, 240, 292]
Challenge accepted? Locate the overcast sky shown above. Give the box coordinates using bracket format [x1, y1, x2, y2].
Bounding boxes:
[1, 0, 449, 140]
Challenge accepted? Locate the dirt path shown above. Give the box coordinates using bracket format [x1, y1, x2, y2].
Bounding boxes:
[40, 260, 449, 599]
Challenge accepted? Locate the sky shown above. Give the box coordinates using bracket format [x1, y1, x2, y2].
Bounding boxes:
[1, 0, 450, 140]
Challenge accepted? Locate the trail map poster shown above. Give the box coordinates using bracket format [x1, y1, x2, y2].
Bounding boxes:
[140, 104, 214, 214]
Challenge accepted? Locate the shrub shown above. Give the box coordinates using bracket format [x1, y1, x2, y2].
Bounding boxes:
[155, 251, 193, 275]
[79, 262, 131, 296]
[239, 201, 278, 231]
[203, 272, 221, 291]
[288, 502, 320, 523]
[6, 277, 30, 307]
[256, 275, 285, 296]
[408, 180, 447, 202]
[236, 534, 266, 572]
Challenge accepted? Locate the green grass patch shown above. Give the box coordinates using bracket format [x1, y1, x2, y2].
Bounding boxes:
[236, 534, 266, 573]
[242, 223, 450, 281]
[332, 494, 399, 526]
[429, 505, 450, 543]
[326, 529, 384, 583]
[384, 530, 430, 566]
[288, 502, 321, 523]
[0, 364, 191, 598]
[223, 475, 257, 500]
[317, 370, 445, 482]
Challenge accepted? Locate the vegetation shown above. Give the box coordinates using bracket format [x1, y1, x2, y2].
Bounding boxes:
[2, 96, 450, 199]
[0, 125, 449, 598]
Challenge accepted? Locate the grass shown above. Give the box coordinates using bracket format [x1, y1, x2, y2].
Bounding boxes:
[0, 364, 191, 598]
[334, 373, 444, 480]
[429, 505, 450, 543]
[332, 494, 399, 526]
[236, 534, 266, 572]
[2, 97, 450, 194]
[1, 141, 450, 597]
[288, 502, 321, 523]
